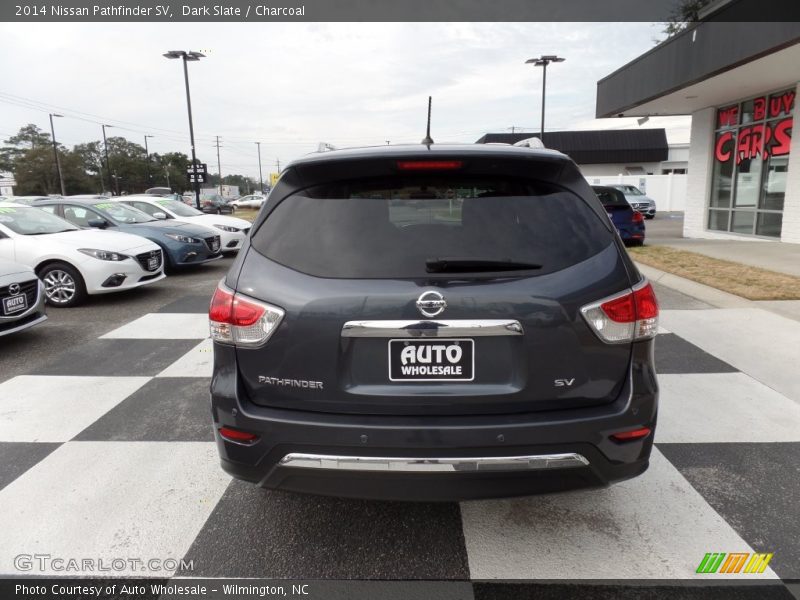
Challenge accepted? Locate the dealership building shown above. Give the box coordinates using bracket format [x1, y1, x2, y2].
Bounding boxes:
[596, 4, 800, 243]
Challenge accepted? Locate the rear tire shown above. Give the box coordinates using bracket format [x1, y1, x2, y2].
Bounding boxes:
[39, 262, 87, 308]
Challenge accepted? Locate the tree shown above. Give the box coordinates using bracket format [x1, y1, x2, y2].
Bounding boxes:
[1, 124, 52, 173]
[152, 152, 193, 193]
[661, 0, 713, 39]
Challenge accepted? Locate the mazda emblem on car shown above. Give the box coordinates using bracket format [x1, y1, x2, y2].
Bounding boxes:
[416, 290, 447, 317]
[9, 283, 21, 296]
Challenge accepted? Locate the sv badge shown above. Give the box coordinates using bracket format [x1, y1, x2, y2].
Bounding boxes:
[554, 378, 576, 387]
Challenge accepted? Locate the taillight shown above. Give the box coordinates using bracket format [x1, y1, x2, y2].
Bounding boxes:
[209, 281, 284, 347]
[218, 426, 259, 444]
[632, 211, 645, 223]
[580, 280, 659, 343]
[396, 160, 463, 171]
[610, 427, 652, 442]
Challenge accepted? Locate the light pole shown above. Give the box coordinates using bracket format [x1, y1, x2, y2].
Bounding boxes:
[48, 113, 66, 196]
[525, 55, 565, 146]
[255, 142, 264, 193]
[163, 50, 205, 209]
[144, 134, 154, 187]
[101, 124, 113, 195]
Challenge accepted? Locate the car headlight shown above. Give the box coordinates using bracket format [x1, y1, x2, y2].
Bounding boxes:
[78, 248, 130, 261]
[165, 233, 200, 243]
[214, 224, 240, 232]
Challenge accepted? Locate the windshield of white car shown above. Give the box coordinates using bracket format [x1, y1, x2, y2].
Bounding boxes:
[0, 206, 80, 235]
[616, 186, 643, 196]
[92, 202, 157, 223]
[154, 198, 203, 217]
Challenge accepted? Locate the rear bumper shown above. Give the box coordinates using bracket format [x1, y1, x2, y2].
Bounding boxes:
[210, 342, 658, 501]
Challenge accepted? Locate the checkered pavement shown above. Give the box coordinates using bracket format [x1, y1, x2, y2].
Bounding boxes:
[1, 290, 799, 589]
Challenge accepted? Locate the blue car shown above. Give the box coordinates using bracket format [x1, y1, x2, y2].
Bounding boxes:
[591, 186, 645, 246]
[34, 198, 222, 271]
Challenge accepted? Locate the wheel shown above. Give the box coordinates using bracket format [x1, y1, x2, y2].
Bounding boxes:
[39, 262, 87, 307]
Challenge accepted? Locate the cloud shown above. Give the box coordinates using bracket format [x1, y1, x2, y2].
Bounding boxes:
[0, 21, 683, 178]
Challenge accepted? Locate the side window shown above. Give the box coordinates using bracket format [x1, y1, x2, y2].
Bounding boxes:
[39, 205, 58, 215]
[131, 201, 160, 217]
[62, 205, 105, 228]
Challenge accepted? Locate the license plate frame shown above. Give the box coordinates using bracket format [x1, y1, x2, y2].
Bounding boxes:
[388, 338, 474, 382]
[2, 294, 27, 315]
[147, 257, 158, 270]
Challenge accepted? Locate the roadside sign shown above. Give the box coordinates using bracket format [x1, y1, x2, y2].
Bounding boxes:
[188, 173, 207, 183]
[186, 163, 208, 175]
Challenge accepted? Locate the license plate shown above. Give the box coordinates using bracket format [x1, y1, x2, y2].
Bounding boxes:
[147, 257, 158, 270]
[2, 294, 27, 315]
[388, 339, 474, 382]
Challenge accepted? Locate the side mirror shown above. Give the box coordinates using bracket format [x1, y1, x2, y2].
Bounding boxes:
[153, 212, 168, 220]
[87, 218, 108, 229]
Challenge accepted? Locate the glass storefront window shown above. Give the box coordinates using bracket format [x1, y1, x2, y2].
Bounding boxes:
[708, 89, 793, 239]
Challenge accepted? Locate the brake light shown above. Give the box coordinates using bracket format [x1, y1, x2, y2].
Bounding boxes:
[396, 160, 463, 171]
[632, 211, 645, 223]
[218, 426, 259, 444]
[580, 281, 659, 343]
[610, 427, 652, 442]
[209, 281, 285, 347]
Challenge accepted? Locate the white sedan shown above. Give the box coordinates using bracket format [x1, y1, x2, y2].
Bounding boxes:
[0, 202, 165, 307]
[117, 195, 251, 254]
[229, 194, 266, 209]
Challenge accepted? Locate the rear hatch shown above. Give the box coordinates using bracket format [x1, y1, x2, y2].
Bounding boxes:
[232, 151, 637, 416]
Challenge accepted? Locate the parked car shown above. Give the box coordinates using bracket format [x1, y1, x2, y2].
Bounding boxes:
[592, 186, 646, 246]
[0, 202, 165, 307]
[229, 194, 266, 209]
[0, 258, 47, 335]
[200, 194, 235, 215]
[32, 198, 223, 273]
[116, 195, 251, 254]
[209, 144, 660, 501]
[606, 184, 656, 219]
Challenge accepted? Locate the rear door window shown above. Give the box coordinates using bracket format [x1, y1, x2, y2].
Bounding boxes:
[252, 176, 612, 279]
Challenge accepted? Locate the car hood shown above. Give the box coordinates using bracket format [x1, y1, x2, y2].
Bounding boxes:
[0, 258, 35, 277]
[39, 229, 161, 253]
[183, 214, 251, 230]
[117, 220, 217, 238]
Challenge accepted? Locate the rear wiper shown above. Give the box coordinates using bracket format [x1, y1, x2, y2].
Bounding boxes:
[426, 257, 542, 273]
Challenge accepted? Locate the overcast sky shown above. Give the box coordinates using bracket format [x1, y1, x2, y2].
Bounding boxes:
[0, 22, 690, 179]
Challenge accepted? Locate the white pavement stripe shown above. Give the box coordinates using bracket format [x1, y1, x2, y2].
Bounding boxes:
[0, 376, 150, 443]
[100, 313, 209, 340]
[0, 441, 231, 576]
[660, 308, 800, 402]
[459, 448, 777, 580]
[658, 325, 670, 334]
[157, 339, 214, 378]
[656, 373, 800, 443]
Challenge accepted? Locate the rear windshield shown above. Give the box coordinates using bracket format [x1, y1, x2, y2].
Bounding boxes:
[252, 176, 612, 279]
[593, 188, 629, 207]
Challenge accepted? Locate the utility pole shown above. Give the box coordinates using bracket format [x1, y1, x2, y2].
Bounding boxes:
[275, 158, 280, 172]
[255, 141, 264, 193]
[214, 136, 223, 195]
[48, 114, 66, 196]
[525, 55, 565, 146]
[144, 135, 154, 187]
[101, 124, 113, 195]
[163, 50, 205, 209]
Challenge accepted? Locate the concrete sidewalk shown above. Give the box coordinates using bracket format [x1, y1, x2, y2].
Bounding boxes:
[645, 213, 800, 277]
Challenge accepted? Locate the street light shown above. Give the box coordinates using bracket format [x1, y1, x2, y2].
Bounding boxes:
[525, 55, 565, 146]
[163, 49, 205, 209]
[255, 142, 264, 193]
[144, 134, 154, 186]
[101, 124, 113, 195]
[48, 113, 66, 196]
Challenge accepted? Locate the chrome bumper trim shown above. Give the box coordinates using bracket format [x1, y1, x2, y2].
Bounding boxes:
[341, 319, 523, 338]
[279, 452, 589, 473]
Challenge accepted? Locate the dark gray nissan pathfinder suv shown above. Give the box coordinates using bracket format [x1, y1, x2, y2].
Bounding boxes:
[209, 144, 659, 501]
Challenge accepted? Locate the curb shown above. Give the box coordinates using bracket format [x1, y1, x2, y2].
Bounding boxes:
[634, 262, 753, 309]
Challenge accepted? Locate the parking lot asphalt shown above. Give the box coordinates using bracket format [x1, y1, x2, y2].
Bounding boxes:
[1, 247, 799, 596]
[0, 257, 233, 381]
